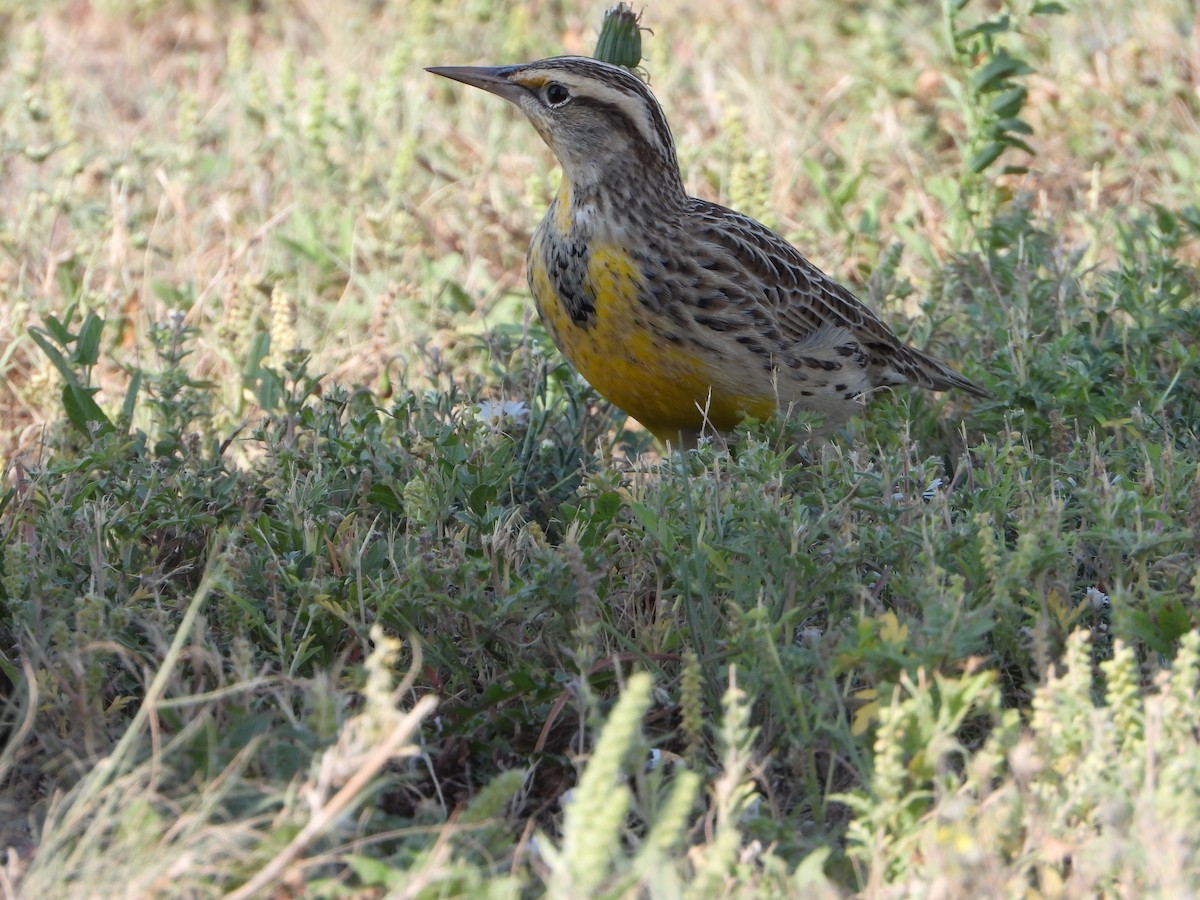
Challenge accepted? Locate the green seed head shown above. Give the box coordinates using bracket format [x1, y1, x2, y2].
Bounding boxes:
[593, 3, 646, 71]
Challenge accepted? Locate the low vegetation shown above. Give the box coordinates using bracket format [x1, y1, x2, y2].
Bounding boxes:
[1, 0, 1198, 895]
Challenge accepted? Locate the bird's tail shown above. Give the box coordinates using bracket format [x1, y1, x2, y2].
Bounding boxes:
[896, 345, 992, 400]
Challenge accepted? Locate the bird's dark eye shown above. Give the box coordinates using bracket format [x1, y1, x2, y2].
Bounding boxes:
[544, 82, 571, 106]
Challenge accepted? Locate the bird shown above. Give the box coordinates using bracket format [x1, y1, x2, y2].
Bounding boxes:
[427, 56, 989, 447]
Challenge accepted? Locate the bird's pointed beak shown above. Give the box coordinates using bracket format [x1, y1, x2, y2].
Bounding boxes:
[426, 65, 526, 104]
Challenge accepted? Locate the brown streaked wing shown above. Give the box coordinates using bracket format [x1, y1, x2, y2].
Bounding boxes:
[686, 199, 905, 354]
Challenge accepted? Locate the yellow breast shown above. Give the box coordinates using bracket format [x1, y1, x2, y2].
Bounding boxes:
[529, 237, 775, 442]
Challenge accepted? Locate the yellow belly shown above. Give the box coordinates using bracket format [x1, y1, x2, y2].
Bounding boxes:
[529, 240, 775, 442]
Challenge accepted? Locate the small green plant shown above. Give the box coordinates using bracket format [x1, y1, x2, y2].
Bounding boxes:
[841, 630, 1200, 894]
[141, 306, 215, 457]
[939, 0, 1067, 232]
[27, 305, 120, 440]
[593, 2, 647, 71]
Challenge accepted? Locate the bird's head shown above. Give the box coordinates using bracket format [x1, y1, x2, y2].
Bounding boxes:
[428, 56, 684, 199]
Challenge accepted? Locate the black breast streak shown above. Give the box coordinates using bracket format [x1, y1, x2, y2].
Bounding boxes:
[542, 226, 597, 328]
[801, 357, 841, 372]
[562, 286, 597, 326]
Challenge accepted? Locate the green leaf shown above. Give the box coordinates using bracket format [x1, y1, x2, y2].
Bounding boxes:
[631, 501, 659, 532]
[593, 489, 622, 521]
[28, 327, 77, 385]
[1032, 1, 1068, 14]
[968, 141, 1006, 174]
[42, 313, 73, 347]
[62, 383, 115, 438]
[1001, 135, 1036, 155]
[959, 15, 1012, 39]
[365, 483, 403, 512]
[989, 86, 1027, 118]
[994, 116, 1034, 136]
[468, 481, 497, 514]
[971, 52, 1034, 93]
[1126, 599, 1193, 656]
[440, 280, 473, 315]
[244, 330, 271, 373]
[243, 331, 284, 411]
[833, 171, 865, 207]
[74, 312, 104, 366]
[509, 669, 537, 692]
[121, 369, 142, 426]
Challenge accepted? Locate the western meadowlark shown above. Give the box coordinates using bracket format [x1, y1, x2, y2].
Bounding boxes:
[428, 57, 988, 446]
